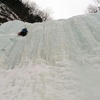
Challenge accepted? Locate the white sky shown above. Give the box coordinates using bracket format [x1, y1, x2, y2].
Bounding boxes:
[25, 0, 94, 19]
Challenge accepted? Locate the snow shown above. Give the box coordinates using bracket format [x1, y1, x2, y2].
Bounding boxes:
[0, 13, 100, 100]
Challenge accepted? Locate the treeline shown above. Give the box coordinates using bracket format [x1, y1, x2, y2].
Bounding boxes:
[0, 0, 52, 23]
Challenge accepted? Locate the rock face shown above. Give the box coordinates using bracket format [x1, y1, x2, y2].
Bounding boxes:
[0, 0, 43, 25]
[0, 1, 20, 25]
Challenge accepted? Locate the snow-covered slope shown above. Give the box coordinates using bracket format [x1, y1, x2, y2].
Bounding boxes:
[0, 13, 100, 100]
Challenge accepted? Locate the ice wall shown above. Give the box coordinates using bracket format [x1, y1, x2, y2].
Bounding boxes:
[0, 13, 100, 100]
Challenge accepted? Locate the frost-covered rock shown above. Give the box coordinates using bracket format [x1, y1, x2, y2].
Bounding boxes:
[0, 1, 20, 25]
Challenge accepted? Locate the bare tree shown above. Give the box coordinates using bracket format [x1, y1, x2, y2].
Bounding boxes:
[94, 0, 100, 3]
[86, 4, 98, 14]
[35, 8, 53, 21]
[26, 1, 53, 21]
[86, 0, 100, 14]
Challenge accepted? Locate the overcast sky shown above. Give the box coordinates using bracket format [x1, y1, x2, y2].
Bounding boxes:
[24, 0, 94, 19]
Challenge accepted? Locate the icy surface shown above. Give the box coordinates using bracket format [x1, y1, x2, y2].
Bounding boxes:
[0, 13, 100, 100]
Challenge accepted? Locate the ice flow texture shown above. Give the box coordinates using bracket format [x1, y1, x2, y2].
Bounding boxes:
[0, 13, 100, 100]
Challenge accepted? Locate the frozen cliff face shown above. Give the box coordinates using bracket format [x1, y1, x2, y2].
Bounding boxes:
[0, 13, 100, 100]
[0, 1, 20, 25]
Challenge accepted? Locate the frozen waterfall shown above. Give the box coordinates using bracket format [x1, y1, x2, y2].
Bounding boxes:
[0, 13, 100, 100]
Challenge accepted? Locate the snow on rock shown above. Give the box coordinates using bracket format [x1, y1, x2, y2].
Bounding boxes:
[0, 13, 100, 100]
[0, 1, 20, 25]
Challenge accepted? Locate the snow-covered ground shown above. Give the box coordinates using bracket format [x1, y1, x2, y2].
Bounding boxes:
[0, 13, 100, 100]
